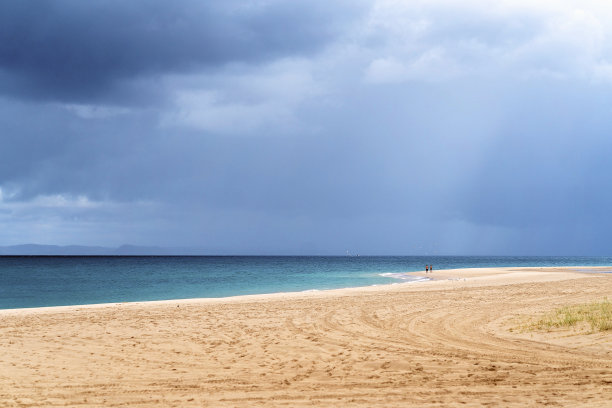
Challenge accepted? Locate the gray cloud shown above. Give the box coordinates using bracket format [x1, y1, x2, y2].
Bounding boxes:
[0, 0, 364, 103]
[2, 1, 612, 255]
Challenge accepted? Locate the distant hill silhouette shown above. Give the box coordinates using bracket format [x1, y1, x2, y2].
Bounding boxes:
[0, 244, 209, 256]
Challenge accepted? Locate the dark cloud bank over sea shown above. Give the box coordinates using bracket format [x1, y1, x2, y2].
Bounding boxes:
[1, 1, 611, 255]
[0, 0, 360, 102]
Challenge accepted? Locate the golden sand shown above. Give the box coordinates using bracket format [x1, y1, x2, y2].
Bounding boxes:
[1, 267, 611, 407]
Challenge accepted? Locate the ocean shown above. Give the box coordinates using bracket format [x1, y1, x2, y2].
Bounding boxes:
[1, 255, 611, 310]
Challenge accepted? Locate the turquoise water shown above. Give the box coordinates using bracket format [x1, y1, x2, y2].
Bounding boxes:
[1, 256, 611, 309]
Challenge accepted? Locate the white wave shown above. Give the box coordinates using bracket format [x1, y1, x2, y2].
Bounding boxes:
[378, 272, 430, 282]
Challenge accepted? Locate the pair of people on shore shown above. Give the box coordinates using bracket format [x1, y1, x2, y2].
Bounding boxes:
[425, 264, 433, 273]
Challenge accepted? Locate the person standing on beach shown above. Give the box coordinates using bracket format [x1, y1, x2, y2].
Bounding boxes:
[425, 265, 429, 273]
[430, 265, 433, 272]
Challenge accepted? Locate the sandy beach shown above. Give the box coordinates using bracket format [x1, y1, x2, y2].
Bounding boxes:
[1, 267, 611, 407]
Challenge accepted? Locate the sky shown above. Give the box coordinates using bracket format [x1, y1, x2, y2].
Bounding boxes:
[1, 0, 612, 255]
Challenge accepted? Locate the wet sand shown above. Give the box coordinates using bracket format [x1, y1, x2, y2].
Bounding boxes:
[1, 267, 611, 407]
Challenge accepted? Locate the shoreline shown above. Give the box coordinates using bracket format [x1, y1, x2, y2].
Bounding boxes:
[1, 265, 610, 407]
[1, 265, 608, 315]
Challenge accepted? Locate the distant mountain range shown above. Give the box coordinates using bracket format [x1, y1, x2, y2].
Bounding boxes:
[0, 244, 209, 256]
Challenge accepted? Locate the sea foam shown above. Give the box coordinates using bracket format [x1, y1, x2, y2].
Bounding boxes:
[378, 272, 430, 282]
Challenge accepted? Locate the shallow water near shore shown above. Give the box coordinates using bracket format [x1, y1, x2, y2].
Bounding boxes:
[1, 255, 611, 309]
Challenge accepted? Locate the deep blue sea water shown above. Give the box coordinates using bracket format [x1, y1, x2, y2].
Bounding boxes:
[1, 256, 611, 309]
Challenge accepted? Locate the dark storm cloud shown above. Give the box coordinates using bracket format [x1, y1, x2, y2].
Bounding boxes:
[0, 0, 362, 103]
[2, 0, 612, 255]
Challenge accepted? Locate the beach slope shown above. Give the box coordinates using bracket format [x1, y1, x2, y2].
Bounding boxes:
[1, 267, 611, 407]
